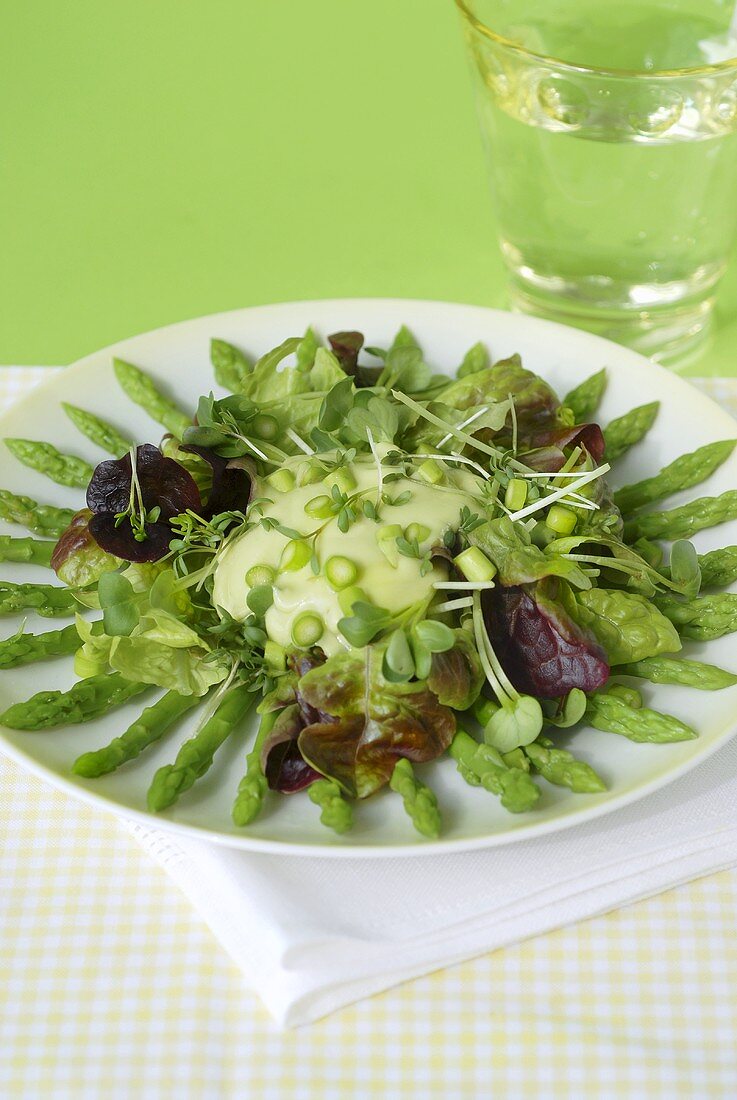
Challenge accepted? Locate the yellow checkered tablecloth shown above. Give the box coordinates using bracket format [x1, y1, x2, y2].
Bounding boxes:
[2, 368, 737, 1099]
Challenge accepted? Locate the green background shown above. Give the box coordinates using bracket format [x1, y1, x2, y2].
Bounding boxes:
[2, 0, 736, 376]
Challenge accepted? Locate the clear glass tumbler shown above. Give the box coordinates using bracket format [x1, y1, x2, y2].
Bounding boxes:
[455, 0, 737, 366]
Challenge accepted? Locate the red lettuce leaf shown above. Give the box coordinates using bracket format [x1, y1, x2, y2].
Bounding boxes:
[87, 444, 201, 518]
[88, 513, 174, 562]
[483, 581, 609, 698]
[327, 330, 364, 373]
[180, 444, 251, 517]
[86, 444, 201, 562]
[521, 423, 605, 469]
[261, 703, 322, 793]
[296, 646, 455, 798]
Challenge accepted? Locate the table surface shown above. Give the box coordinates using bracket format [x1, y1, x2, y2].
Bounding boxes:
[3, 1, 737, 1095]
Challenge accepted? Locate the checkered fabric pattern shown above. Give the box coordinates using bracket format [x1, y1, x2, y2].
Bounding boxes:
[2, 368, 737, 1100]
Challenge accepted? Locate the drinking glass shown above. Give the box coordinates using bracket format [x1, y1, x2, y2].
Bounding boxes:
[455, 0, 737, 366]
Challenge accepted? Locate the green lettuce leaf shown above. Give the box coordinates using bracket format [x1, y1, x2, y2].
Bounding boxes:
[564, 587, 682, 664]
[471, 516, 592, 589]
[430, 354, 559, 428]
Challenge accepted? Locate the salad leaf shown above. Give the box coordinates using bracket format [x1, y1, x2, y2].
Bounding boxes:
[484, 695, 544, 753]
[87, 444, 201, 562]
[51, 508, 121, 586]
[180, 443, 251, 516]
[110, 632, 230, 696]
[457, 341, 490, 379]
[470, 516, 592, 589]
[98, 572, 139, 637]
[521, 422, 606, 467]
[238, 337, 304, 403]
[260, 703, 322, 793]
[565, 586, 682, 664]
[483, 581, 609, 698]
[427, 629, 484, 710]
[345, 395, 402, 445]
[432, 354, 559, 432]
[296, 645, 455, 798]
[327, 331, 364, 374]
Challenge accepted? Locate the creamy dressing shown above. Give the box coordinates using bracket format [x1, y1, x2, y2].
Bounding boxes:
[212, 450, 480, 655]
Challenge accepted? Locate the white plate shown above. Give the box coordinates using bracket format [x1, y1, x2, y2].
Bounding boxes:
[1, 299, 736, 856]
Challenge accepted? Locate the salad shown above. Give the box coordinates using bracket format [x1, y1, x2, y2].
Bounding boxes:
[1, 326, 736, 839]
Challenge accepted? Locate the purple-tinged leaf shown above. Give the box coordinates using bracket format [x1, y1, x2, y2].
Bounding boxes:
[483, 581, 609, 698]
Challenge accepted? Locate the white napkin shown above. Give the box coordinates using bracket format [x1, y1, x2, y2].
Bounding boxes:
[129, 731, 737, 1027]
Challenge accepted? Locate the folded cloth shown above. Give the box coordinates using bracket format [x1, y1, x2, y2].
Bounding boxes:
[130, 729, 737, 1027]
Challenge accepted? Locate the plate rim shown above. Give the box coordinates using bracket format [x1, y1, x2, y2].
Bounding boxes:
[1, 297, 736, 858]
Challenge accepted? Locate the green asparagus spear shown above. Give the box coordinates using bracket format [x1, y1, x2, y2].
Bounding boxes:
[614, 439, 737, 515]
[231, 708, 279, 826]
[654, 592, 737, 641]
[617, 656, 737, 691]
[210, 339, 253, 392]
[0, 536, 54, 566]
[113, 358, 191, 438]
[585, 692, 696, 743]
[603, 402, 659, 463]
[0, 624, 80, 669]
[0, 580, 77, 618]
[562, 368, 607, 422]
[62, 403, 132, 457]
[389, 757, 441, 838]
[0, 673, 147, 730]
[4, 439, 94, 490]
[501, 747, 530, 771]
[147, 684, 252, 811]
[697, 545, 737, 588]
[72, 690, 198, 777]
[449, 728, 540, 812]
[604, 684, 643, 709]
[0, 489, 74, 538]
[624, 491, 737, 542]
[523, 738, 606, 793]
[308, 778, 354, 834]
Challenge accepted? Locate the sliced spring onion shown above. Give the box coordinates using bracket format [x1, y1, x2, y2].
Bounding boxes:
[280, 539, 312, 571]
[296, 459, 324, 486]
[417, 458, 445, 484]
[245, 564, 276, 587]
[305, 494, 334, 519]
[504, 478, 528, 511]
[508, 463, 610, 521]
[291, 612, 324, 647]
[376, 524, 403, 567]
[325, 555, 359, 590]
[410, 451, 490, 480]
[545, 504, 578, 535]
[266, 468, 295, 494]
[454, 546, 497, 583]
[326, 467, 357, 495]
[404, 522, 431, 543]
